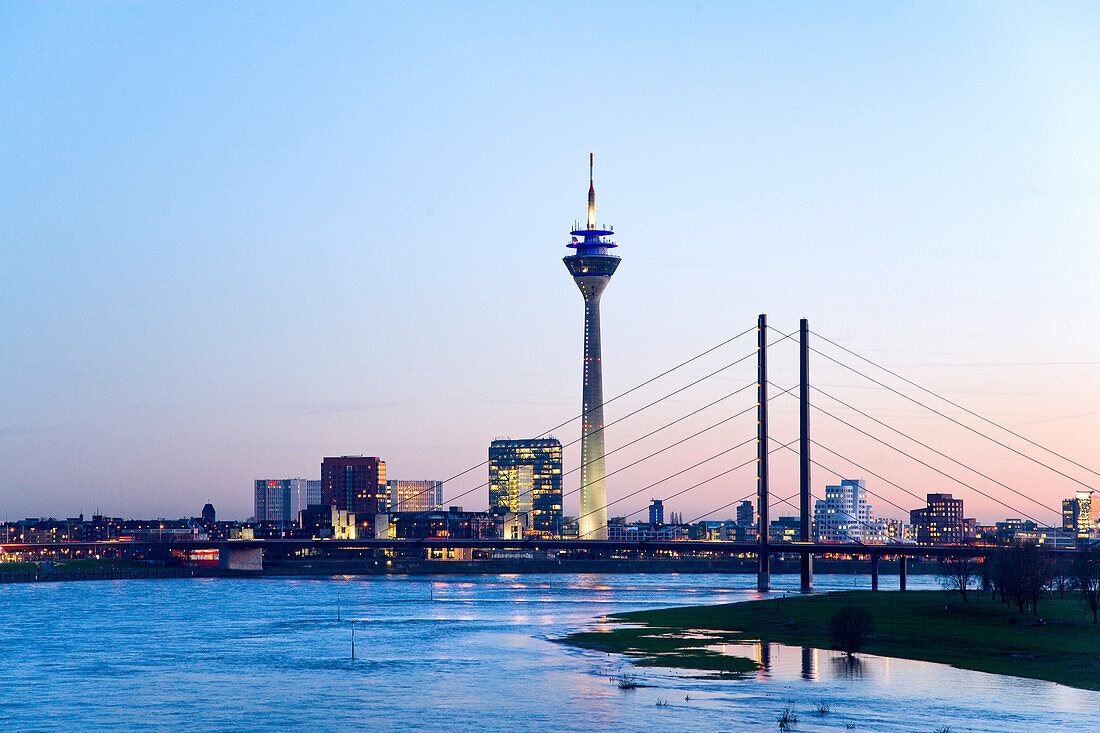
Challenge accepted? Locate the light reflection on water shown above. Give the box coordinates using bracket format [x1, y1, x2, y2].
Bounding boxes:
[0, 573, 1095, 732]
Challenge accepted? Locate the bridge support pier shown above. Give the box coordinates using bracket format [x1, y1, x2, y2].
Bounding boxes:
[219, 545, 263, 571]
[871, 554, 880, 591]
[756, 313, 770, 592]
[899, 555, 907, 591]
[799, 317, 813, 592]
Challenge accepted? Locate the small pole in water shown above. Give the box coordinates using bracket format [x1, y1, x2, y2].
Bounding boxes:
[337, 593, 341, 621]
[350, 620, 356, 660]
[430, 584, 433, 601]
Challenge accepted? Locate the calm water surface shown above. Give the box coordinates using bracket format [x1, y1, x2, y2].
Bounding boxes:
[2, 573, 1095, 732]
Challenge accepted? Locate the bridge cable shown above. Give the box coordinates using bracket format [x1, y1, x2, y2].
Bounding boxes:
[809, 329, 1100, 480]
[804, 336, 1098, 492]
[810, 384, 1059, 517]
[444, 383, 760, 525]
[391, 325, 759, 512]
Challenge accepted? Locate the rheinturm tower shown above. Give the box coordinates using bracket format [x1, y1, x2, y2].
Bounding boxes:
[564, 153, 620, 540]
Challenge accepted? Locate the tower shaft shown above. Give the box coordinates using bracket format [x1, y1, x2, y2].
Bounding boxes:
[578, 281, 608, 539]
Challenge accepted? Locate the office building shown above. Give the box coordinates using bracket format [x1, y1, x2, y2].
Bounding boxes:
[564, 154, 621, 540]
[1062, 491, 1099, 539]
[489, 438, 563, 538]
[736, 500, 754, 527]
[255, 479, 293, 522]
[321, 457, 387, 516]
[769, 516, 801, 543]
[649, 499, 664, 527]
[255, 478, 318, 522]
[910, 493, 965, 545]
[387, 480, 443, 513]
[813, 479, 872, 543]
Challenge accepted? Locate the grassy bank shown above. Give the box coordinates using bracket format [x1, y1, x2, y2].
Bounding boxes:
[562, 590, 1100, 690]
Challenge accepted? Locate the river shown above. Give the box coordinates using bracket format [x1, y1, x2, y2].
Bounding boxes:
[2, 573, 1094, 731]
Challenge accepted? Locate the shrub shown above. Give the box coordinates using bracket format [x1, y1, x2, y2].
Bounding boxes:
[829, 605, 875, 656]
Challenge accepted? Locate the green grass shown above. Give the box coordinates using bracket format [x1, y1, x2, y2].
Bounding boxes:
[0, 562, 40, 573]
[561, 590, 1100, 690]
[50, 558, 148, 572]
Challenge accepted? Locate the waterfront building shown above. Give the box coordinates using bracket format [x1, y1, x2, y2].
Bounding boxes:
[306, 480, 322, 508]
[1014, 526, 1078, 548]
[488, 438, 563, 538]
[255, 479, 293, 522]
[321, 456, 388, 516]
[813, 479, 872, 543]
[391, 507, 497, 540]
[255, 478, 316, 523]
[1062, 491, 1099, 539]
[300, 504, 359, 539]
[564, 154, 621, 540]
[910, 493, 965, 545]
[387, 479, 443, 513]
[995, 518, 1039, 544]
[649, 499, 665, 527]
[865, 517, 908, 544]
[201, 503, 216, 524]
[769, 516, 801, 543]
[607, 521, 684, 541]
[736, 500, 754, 527]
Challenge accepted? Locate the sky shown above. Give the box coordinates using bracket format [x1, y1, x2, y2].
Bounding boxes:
[2, 1, 1098, 524]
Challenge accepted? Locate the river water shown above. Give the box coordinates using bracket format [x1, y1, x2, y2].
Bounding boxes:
[1, 573, 1094, 732]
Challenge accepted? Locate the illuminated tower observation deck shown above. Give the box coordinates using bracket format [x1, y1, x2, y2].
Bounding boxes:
[564, 153, 621, 540]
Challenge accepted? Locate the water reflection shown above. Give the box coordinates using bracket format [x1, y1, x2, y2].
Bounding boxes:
[801, 646, 816, 681]
[830, 654, 865, 679]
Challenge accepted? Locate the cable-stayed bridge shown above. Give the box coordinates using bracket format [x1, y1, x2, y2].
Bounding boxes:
[6, 314, 1097, 586]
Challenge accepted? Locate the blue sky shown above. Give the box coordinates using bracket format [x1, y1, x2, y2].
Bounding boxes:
[2, 2, 1098, 522]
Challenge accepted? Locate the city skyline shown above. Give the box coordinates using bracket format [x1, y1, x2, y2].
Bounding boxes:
[2, 3, 1099, 523]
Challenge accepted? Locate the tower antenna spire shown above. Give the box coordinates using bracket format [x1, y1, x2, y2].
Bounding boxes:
[587, 152, 596, 229]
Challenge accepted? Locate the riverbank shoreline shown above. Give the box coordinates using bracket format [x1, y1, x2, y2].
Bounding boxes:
[1, 557, 947, 583]
[562, 590, 1100, 691]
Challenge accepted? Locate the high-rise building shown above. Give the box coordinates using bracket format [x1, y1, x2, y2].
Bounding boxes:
[321, 457, 387, 516]
[488, 438, 563, 538]
[256, 478, 317, 522]
[649, 499, 664, 527]
[814, 479, 873, 543]
[564, 154, 621, 540]
[1062, 491, 1099, 539]
[387, 480, 444, 513]
[254, 479, 293, 522]
[736, 500, 754, 527]
[910, 493, 964, 545]
[305, 480, 322, 508]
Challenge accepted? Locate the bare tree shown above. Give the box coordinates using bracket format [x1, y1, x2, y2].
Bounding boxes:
[994, 543, 1054, 615]
[1073, 546, 1100, 623]
[939, 556, 977, 603]
[1051, 558, 1072, 599]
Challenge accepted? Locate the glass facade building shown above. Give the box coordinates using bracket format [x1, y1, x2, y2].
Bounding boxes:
[488, 439, 563, 538]
[387, 480, 444, 513]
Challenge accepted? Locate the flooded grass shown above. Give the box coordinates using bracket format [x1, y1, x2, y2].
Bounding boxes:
[570, 590, 1100, 691]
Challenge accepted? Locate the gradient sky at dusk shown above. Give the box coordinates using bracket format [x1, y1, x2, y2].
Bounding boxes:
[2, 2, 1098, 523]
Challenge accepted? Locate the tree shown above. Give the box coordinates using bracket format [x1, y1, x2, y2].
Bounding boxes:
[991, 543, 1054, 615]
[939, 556, 977, 603]
[1073, 546, 1100, 623]
[829, 605, 875, 656]
[1051, 558, 1073, 599]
